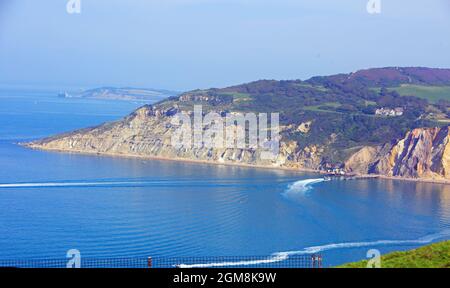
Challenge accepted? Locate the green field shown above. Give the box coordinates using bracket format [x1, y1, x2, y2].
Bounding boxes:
[388, 84, 450, 103]
[338, 240, 450, 268]
[293, 82, 329, 92]
[302, 102, 342, 113]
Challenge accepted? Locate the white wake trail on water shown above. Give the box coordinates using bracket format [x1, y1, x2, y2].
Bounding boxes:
[177, 229, 450, 268]
[0, 181, 154, 188]
[177, 254, 289, 268]
[279, 229, 450, 256]
[283, 178, 325, 197]
[0, 178, 250, 188]
[178, 177, 449, 268]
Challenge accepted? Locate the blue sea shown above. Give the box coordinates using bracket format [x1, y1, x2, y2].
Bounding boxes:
[1, 88, 450, 267]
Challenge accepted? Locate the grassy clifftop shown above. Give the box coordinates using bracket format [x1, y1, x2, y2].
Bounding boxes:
[339, 241, 450, 268]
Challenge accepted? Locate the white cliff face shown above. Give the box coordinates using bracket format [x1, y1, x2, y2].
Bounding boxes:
[25, 106, 324, 170]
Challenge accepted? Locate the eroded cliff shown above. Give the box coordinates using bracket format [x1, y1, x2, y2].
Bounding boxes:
[25, 105, 324, 170]
[346, 127, 450, 180]
[25, 104, 450, 181]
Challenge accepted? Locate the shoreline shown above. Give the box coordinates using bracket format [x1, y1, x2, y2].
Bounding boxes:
[23, 144, 450, 185]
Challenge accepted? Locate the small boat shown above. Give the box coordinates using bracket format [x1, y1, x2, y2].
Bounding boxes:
[58, 92, 70, 98]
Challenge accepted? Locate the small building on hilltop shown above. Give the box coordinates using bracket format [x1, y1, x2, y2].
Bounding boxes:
[375, 107, 404, 117]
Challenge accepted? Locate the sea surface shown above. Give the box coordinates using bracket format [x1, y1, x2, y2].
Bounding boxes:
[1, 88, 450, 267]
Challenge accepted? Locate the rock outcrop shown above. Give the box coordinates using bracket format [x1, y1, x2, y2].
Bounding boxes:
[297, 121, 312, 134]
[344, 146, 379, 174]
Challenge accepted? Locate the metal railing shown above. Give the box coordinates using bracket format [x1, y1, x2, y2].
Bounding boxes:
[0, 255, 322, 269]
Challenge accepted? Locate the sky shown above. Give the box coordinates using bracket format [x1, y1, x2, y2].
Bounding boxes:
[0, 0, 449, 91]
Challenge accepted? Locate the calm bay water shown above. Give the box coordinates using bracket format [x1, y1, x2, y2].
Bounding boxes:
[1, 88, 450, 267]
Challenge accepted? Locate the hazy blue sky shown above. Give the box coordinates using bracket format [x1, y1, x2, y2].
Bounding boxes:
[1, 0, 449, 91]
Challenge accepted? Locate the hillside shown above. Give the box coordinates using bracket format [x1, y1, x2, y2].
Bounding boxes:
[153, 67, 450, 164]
[26, 67, 450, 181]
[309, 67, 450, 87]
[338, 240, 450, 268]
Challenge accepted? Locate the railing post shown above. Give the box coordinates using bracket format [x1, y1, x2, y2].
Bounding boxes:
[147, 257, 152, 268]
[311, 255, 322, 268]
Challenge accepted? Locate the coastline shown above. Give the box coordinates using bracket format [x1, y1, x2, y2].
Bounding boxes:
[23, 144, 320, 174]
[22, 144, 450, 185]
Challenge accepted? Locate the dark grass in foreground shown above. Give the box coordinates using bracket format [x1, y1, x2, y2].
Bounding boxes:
[338, 241, 450, 268]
